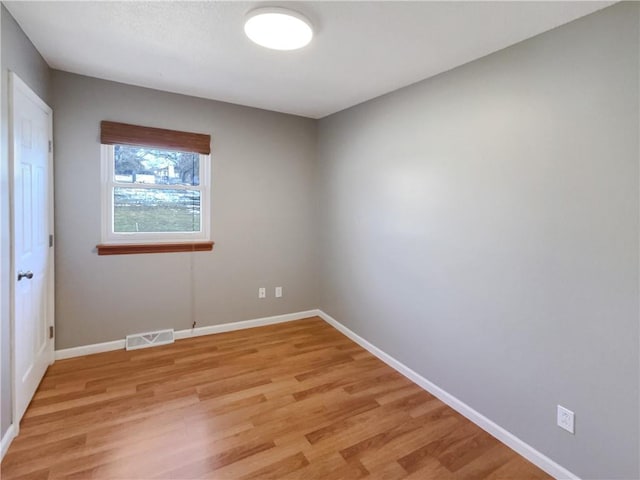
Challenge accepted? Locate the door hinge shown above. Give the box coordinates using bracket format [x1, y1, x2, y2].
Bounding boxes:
[49, 234, 54, 248]
[48, 140, 52, 153]
[49, 326, 54, 339]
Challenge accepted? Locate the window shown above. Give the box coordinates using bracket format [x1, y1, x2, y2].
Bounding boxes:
[97, 121, 213, 255]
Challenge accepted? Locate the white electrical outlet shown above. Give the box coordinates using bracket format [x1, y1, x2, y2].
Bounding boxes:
[258, 287, 266, 299]
[557, 405, 575, 434]
[275, 286, 283, 298]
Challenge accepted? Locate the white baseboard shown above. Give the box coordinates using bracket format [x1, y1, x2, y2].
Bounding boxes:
[54, 309, 321, 360]
[317, 310, 579, 480]
[174, 309, 320, 340]
[1, 423, 16, 461]
[55, 339, 125, 360]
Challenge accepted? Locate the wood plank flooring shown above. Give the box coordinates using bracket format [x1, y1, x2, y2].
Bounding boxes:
[1, 317, 551, 480]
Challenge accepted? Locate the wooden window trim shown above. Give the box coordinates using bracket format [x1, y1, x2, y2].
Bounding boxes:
[101, 121, 211, 154]
[96, 241, 214, 256]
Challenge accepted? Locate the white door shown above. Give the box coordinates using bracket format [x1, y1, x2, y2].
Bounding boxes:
[11, 72, 54, 425]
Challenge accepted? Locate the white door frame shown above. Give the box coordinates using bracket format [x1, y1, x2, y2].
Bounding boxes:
[9, 71, 55, 437]
[0, 23, 6, 460]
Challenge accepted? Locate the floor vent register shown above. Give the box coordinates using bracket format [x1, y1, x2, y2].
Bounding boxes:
[125, 329, 175, 350]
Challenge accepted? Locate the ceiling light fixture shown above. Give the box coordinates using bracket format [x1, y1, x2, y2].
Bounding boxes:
[244, 7, 313, 51]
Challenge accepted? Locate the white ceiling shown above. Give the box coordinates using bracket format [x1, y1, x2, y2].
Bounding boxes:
[5, 1, 614, 119]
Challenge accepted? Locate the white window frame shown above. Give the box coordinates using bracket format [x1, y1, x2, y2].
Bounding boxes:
[100, 144, 211, 244]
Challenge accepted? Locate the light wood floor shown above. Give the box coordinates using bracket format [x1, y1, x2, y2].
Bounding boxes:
[2, 317, 551, 480]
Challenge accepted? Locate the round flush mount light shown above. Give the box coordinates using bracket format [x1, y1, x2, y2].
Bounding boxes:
[244, 7, 313, 51]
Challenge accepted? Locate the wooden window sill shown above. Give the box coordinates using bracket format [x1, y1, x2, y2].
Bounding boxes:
[96, 241, 214, 256]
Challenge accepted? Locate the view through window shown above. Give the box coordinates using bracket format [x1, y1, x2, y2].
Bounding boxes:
[113, 145, 202, 233]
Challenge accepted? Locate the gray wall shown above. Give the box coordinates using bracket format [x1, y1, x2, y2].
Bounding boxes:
[51, 71, 319, 350]
[0, 4, 51, 439]
[316, 3, 639, 479]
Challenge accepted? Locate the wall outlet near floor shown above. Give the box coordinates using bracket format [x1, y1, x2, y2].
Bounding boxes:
[275, 286, 283, 298]
[557, 405, 575, 434]
[258, 287, 266, 299]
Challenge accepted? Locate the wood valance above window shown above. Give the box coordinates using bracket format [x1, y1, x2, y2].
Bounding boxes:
[101, 121, 211, 154]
